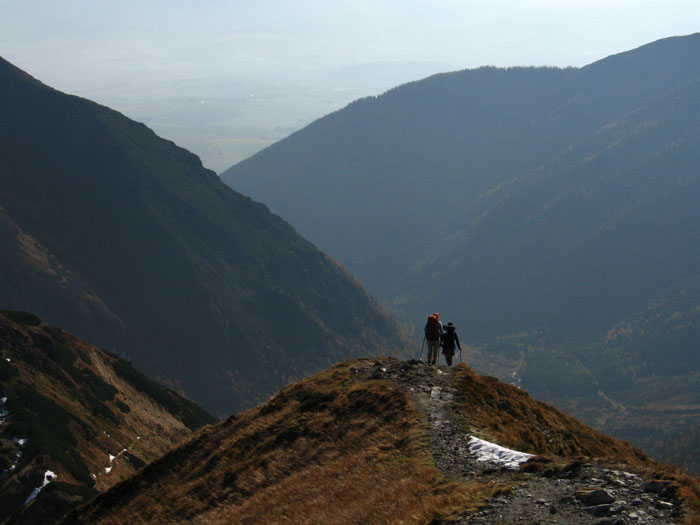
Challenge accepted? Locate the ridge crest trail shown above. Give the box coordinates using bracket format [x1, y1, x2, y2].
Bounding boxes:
[354, 359, 682, 524]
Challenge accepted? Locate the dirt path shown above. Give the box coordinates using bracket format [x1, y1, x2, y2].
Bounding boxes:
[358, 359, 683, 525]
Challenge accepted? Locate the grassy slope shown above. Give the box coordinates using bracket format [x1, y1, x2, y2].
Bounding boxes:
[64, 358, 700, 524]
[64, 360, 505, 524]
[0, 312, 214, 523]
[453, 365, 700, 524]
[452, 366, 649, 464]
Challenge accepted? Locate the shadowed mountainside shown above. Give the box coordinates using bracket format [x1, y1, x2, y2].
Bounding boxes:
[0, 56, 407, 416]
[223, 34, 700, 306]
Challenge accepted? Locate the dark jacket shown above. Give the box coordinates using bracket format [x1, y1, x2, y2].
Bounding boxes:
[441, 324, 461, 354]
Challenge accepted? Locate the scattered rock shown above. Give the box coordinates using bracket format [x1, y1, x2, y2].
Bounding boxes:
[576, 488, 615, 506]
[362, 359, 683, 525]
[644, 480, 671, 494]
[583, 503, 612, 517]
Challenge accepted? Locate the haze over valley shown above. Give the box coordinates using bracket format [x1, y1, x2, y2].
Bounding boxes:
[3, 1, 699, 172]
[2, 2, 700, 522]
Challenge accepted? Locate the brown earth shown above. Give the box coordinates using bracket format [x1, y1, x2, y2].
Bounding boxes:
[62, 357, 700, 524]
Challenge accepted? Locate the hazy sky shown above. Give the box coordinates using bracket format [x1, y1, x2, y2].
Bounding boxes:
[2, 1, 699, 171]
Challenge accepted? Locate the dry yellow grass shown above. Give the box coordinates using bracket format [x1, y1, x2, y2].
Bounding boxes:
[451, 364, 700, 524]
[65, 360, 501, 524]
[197, 453, 493, 524]
[0, 314, 198, 487]
[644, 466, 700, 525]
[451, 364, 649, 465]
[66, 358, 700, 524]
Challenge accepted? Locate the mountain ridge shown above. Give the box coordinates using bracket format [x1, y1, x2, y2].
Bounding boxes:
[63, 357, 700, 524]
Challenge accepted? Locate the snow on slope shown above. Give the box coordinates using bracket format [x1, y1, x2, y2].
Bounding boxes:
[469, 436, 534, 469]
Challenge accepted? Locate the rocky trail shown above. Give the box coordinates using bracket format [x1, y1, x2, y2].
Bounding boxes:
[355, 359, 682, 525]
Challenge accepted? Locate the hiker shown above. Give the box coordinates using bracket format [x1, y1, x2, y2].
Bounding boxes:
[424, 313, 445, 365]
[440, 322, 462, 366]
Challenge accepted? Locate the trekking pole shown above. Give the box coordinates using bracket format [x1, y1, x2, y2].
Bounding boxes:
[419, 336, 426, 361]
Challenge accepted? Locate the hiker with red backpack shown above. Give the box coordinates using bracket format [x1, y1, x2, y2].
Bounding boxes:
[424, 313, 445, 365]
[440, 322, 462, 366]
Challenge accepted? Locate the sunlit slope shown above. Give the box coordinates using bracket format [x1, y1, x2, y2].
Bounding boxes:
[0, 311, 214, 524]
[66, 359, 475, 524]
[63, 358, 700, 525]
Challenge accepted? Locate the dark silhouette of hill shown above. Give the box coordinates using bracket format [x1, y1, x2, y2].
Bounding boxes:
[0, 311, 214, 524]
[223, 34, 700, 298]
[222, 34, 700, 471]
[63, 358, 700, 524]
[0, 57, 406, 417]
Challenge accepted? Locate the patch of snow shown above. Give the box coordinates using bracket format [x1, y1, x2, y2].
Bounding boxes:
[96, 438, 141, 479]
[24, 470, 57, 504]
[1, 397, 7, 404]
[104, 450, 123, 474]
[469, 436, 534, 469]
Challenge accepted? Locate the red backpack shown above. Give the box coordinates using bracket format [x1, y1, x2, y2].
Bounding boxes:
[425, 315, 440, 340]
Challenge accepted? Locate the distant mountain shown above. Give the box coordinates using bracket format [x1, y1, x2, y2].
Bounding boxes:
[0, 57, 406, 416]
[223, 34, 700, 301]
[222, 34, 700, 471]
[0, 311, 214, 524]
[64, 358, 700, 524]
